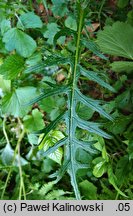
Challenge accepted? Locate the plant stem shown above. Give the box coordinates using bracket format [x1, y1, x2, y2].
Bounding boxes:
[3, 115, 10, 145]
[68, 2, 84, 200]
[1, 117, 26, 200]
[17, 126, 26, 200]
[98, 0, 106, 28]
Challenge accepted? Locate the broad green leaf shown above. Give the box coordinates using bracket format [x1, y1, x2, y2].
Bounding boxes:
[0, 19, 11, 36]
[93, 135, 105, 152]
[76, 102, 94, 120]
[51, 0, 69, 17]
[117, 0, 129, 8]
[0, 54, 24, 80]
[39, 130, 64, 164]
[17, 12, 43, 29]
[102, 146, 109, 162]
[65, 16, 77, 31]
[115, 156, 130, 185]
[40, 96, 66, 121]
[80, 66, 116, 92]
[27, 134, 38, 145]
[97, 22, 133, 59]
[108, 165, 127, 197]
[111, 61, 133, 73]
[39, 137, 67, 156]
[3, 28, 37, 57]
[0, 75, 10, 92]
[105, 114, 132, 135]
[115, 90, 131, 109]
[43, 23, 60, 45]
[26, 53, 42, 67]
[93, 159, 107, 178]
[23, 109, 45, 133]
[1, 143, 28, 166]
[2, 87, 37, 117]
[79, 180, 97, 199]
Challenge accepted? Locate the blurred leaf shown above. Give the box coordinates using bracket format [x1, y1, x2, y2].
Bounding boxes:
[17, 12, 43, 29]
[43, 23, 60, 45]
[2, 87, 37, 117]
[117, 0, 129, 8]
[127, 10, 133, 26]
[26, 53, 42, 67]
[105, 114, 132, 135]
[0, 19, 11, 36]
[0, 54, 24, 80]
[65, 16, 77, 31]
[111, 61, 133, 73]
[0, 75, 11, 93]
[115, 156, 130, 185]
[40, 96, 66, 121]
[108, 165, 127, 197]
[1, 143, 28, 166]
[115, 90, 131, 109]
[79, 180, 97, 199]
[76, 103, 94, 120]
[51, 0, 69, 17]
[128, 141, 133, 160]
[27, 134, 38, 145]
[3, 28, 37, 57]
[24, 109, 45, 133]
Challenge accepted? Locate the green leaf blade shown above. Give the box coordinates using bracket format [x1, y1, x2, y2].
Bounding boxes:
[3, 28, 37, 57]
[80, 66, 116, 92]
[97, 22, 133, 60]
[18, 12, 43, 29]
[0, 54, 24, 80]
[76, 89, 113, 121]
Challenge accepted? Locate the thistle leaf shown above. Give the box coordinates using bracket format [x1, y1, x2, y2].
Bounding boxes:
[76, 89, 113, 120]
[82, 39, 107, 60]
[73, 138, 98, 154]
[80, 66, 116, 92]
[27, 85, 70, 105]
[76, 116, 112, 139]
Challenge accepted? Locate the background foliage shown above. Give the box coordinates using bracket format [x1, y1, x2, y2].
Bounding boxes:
[0, 0, 133, 200]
